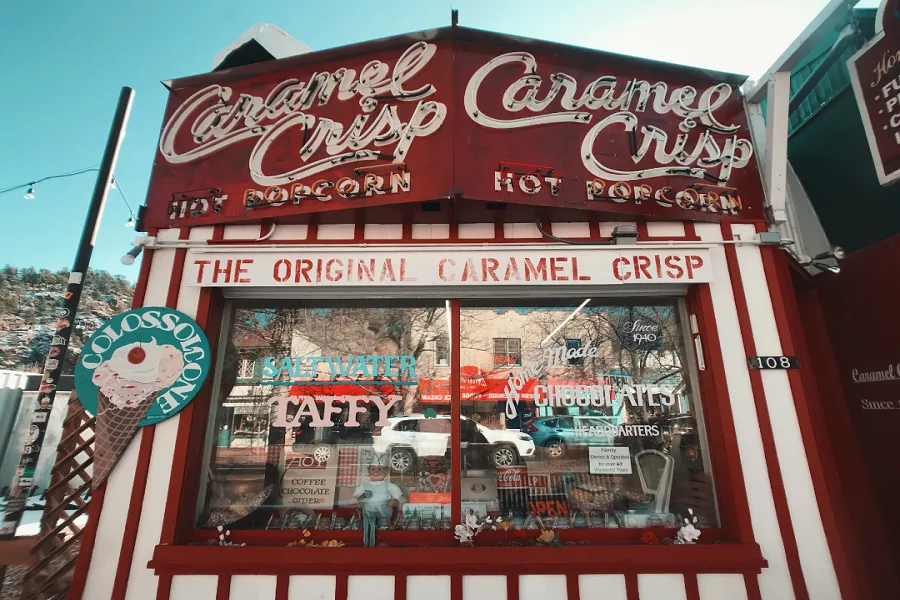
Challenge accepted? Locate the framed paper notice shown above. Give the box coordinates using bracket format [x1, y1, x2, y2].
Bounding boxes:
[588, 446, 633, 475]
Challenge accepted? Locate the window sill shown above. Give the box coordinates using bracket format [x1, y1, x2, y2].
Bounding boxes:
[149, 542, 767, 576]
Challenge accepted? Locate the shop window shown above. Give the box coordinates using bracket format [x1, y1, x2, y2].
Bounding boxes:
[460, 300, 718, 532]
[198, 302, 452, 534]
[195, 298, 719, 546]
[434, 337, 450, 367]
[493, 338, 522, 367]
[565, 339, 584, 366]
[236, 356, 259, 382]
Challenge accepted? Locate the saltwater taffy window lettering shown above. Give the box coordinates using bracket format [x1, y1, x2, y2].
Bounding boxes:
[457, 300, 718, 531]
[197, 302, 452, 532]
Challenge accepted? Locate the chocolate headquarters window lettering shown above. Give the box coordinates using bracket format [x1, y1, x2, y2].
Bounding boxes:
[467, 52, 754, 213]
[159, 42, 446, 195]
[460, 301, 718, 530]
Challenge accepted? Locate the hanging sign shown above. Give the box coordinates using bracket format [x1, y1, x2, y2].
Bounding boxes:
[848, 5, 900, 186]
[74, 307, 211, 487]
[280, 445, 339, 509]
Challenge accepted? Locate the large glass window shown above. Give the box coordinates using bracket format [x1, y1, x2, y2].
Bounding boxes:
[458, 300, 718, 531]
[197, 302, 452, 533]
[195, 297, 719, 543]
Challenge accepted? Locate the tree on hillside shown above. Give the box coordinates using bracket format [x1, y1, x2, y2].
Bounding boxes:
[0, 265, 135, 374]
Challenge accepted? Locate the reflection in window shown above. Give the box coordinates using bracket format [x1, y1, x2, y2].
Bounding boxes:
[434, 337, 450, 367]
[565, 339, 584, 366]
[198, 303, 452, 533]
[493, 338, 522, 367]
[460, 301, 717, 532]
[236, 357, 257, 382]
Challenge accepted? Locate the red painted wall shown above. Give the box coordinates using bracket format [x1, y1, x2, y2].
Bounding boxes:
[796, 235, 900, 599]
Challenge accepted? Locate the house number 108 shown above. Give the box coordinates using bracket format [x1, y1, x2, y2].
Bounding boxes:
[748, 356, 799, 370]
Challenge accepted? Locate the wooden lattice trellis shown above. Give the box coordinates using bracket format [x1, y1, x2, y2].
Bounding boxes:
[20, 394, 94, 600]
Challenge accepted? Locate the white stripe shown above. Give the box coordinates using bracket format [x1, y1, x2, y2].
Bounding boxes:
[698, 573, 749, 600]
[638, 574, 686, 600]
[348, 576, 393, 600]
[694, 222, 796, 600]
[732, 223, 840, 600]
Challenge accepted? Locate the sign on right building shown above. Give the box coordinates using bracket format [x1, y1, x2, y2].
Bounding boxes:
[849, 0, 900, 185]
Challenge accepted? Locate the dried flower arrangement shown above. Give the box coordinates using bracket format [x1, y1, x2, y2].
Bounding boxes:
[287, 529, 346, 548]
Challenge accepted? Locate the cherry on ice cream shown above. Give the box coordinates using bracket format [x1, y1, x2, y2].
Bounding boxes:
[127, 347, 146, 364]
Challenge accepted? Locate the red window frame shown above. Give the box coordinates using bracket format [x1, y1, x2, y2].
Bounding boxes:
[164, 288, 755, 548]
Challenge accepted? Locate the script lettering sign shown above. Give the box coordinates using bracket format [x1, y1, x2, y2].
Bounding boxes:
[143, 32, 767, 228]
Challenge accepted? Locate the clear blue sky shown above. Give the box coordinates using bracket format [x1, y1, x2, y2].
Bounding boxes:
[0, 0, 878, 280]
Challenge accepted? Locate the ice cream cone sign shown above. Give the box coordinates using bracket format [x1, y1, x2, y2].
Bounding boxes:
[75, 308, 211, 489]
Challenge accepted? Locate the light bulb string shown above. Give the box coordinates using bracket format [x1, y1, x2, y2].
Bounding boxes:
[0, 166, 100, 194]
[0, 164, 136, 222]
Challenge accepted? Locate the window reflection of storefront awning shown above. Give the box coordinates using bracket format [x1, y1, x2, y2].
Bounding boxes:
[419, 373, 538, 403]
[287, 381, 400, 398]
[223, 401, 270, 415]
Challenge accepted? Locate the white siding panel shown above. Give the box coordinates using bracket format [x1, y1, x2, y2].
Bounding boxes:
[458, 223, 494, 239]
[288, 575, 336, 600]
[646, 221, 685, 237]
[365, 224, 403, 239]
[550, 222, 591, 238]
[579, 574, 627, 600]
[81, 426, 145, 600]
[189, 226, 215, 241]
[231, 575, 277, 600]
[125, 227, 212, 600]
[732, 223, 840, 600]
[695, 222, 796, 600]
[638, 574, 687, 600]
[412, 224, 450, 239]
[503, 222, 542, 239]
[317, 223, 356, 239]
[348, 576, 394, 600]
[169, 575, 218, 600]
[463, 575, 506, 600]
[698, 574, 748, 600]
[597, 222, 634, 237]
[519, 575, 567, 600]
[269, 224, 309, 240]
[222, 225, 261, 240]
[408, 575, 450, 600]
[82, 234, 179, 600]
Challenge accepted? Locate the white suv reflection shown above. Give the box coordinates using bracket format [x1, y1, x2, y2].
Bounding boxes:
[371, 414, 535, 474]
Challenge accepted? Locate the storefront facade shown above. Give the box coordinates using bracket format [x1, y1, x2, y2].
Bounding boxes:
[69, 26, 849, 600]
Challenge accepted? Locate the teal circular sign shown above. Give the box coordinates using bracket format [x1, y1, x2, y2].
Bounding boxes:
[75, 307, 211, 426]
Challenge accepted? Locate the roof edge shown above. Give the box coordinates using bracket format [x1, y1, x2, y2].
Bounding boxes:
[211, 22, 312, 71]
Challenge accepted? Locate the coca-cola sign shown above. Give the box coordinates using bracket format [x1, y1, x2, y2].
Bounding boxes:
[496, 465, 527, 488]
[143, 29, 766, 229]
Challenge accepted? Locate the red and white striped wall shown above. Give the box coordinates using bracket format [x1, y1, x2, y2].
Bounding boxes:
[68, 220, 851, 600]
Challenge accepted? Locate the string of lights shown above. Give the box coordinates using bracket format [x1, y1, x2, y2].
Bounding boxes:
[0, 165, 137, 227]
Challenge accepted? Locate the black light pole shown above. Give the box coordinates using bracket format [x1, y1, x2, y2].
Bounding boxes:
[0, 86, 134, 539]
